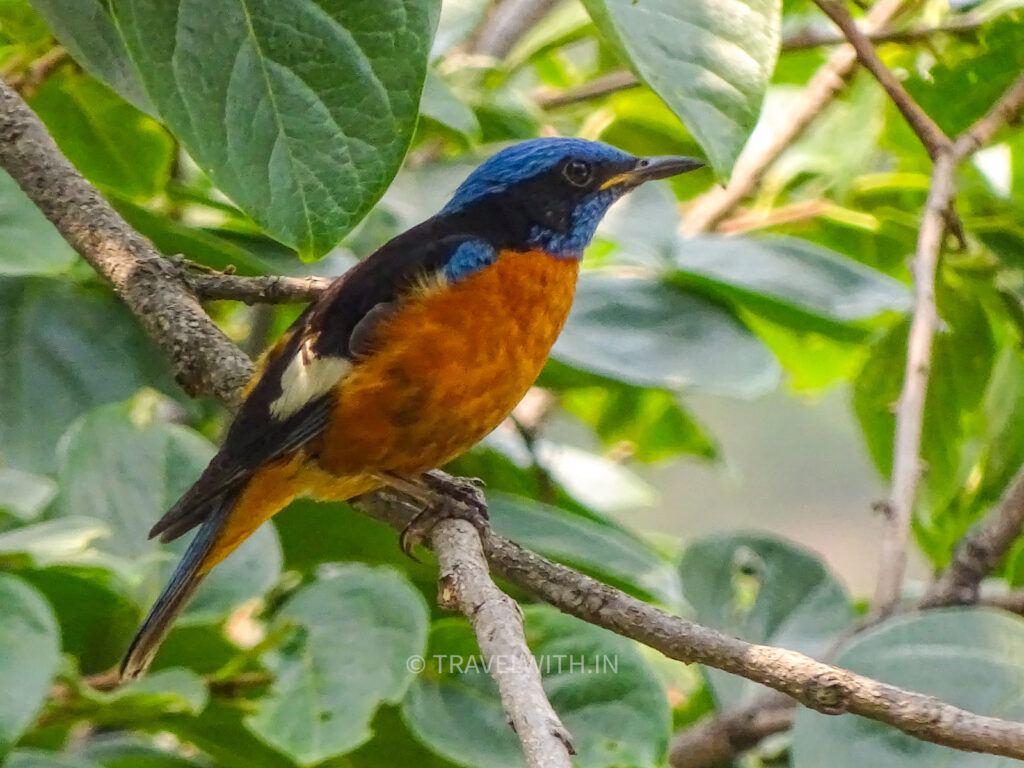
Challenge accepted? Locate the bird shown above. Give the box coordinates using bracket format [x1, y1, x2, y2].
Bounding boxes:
[119, 137, 704, 680]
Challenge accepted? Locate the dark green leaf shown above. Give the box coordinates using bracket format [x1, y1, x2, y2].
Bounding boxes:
[402, 607, 671, 768]
[81, 738, 205, 768]
[553, 273, 779, 398]
[0, 278, 172, 473]
[28, 0, 154, 113]
[247, 564, 429, 765]
[792, 608, 1024, 768]
[581, 0, 781, 174]
[101, 0, 438, 257]
[0, 171, 77, 276]
[679, 532, 854, 707]
[29, 71, 172, 200]
[0, 574, 61, 757]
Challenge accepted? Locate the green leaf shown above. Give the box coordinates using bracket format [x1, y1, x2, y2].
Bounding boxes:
[0, 468, 57, 522]
[0, 171, 77, 276]
[671, 235, 910, 323]
[0, 574, 61, 757]
[247, 564, 429, 765]
[678, 532, 854, 708]
[17, 566, 138, 674]
[792, 608, 1024, 768]
[56, 400, 282, 620]
[57, 0, 439, 257]
[402, 607, 671, 768]
[0, 518, 111, 568]
[86, 668, 208, 720]
[27, 0, 154, 114]
[581, 0, 781, 175]
[160, 701, 296, 768]
[489, 492, 682, 606]
[419, 69, 480, 140]
[553, 273, 779, 398]
[28, 70, 173, 200]
[0, 278, 174, 473]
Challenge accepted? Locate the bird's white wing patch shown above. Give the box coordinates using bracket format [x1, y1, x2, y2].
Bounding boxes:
[269, 338, 351, 420]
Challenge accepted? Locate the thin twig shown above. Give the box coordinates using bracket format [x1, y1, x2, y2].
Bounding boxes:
[472, 0, 561, 59]
[812, 0, 951, 158]
[535, 16, 988, 110]
[872, 153, 953, 616]
[669, 694, 794, 768]
[188, 272, 331, 305]
[7, 69, 1024, 763]
[681, 0, 907, 234]
[432, 519, 575, 768]
[924, 455, 1024, 606]
[874, 72, 1024, 616]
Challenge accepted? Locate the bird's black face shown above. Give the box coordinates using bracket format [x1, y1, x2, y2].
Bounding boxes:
[442, 140, 704, 259]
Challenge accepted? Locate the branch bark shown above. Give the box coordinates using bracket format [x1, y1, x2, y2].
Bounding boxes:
[471, 0, 560, 59]
[6, 69, 1024, 764]
[187, 271, 331, 305]
[669, 694, 794, 768]
[432, 519, 575, 768]
[812, 0, 951, 158]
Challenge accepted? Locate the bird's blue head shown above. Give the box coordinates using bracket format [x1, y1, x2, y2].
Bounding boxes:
[440, 138, 704, 259]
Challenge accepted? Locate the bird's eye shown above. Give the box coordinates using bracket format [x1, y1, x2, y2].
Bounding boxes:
[562, 159, 593, 187]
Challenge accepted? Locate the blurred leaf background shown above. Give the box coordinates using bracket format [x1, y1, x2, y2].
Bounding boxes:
[0, 0, 1023, 766]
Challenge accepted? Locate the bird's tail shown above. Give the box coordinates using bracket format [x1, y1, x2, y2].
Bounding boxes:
[119, 494, 235, 681]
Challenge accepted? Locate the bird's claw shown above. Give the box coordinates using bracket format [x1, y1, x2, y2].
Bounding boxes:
[399, 473, 490, 560]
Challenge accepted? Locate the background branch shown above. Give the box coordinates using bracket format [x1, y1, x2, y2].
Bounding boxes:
[432, 519, 575, 768]
[472, 0, 561, 59]
[669, 694, 794, 768]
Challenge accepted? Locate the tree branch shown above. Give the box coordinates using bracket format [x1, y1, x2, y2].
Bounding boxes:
[471, 0, 561, 59]
[681, 0, 907, 234]
[187, 271, 331, 305]
[432, 519, 575, 768]
[7, 71, 1024, 763]
[669, 694, 794, 768]
[0, 78, 253, 406]
[874, 71, 1024, 615]
[812, 0, 951, 158]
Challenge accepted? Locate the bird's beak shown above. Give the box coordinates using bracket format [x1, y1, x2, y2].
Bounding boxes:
[601, 155, 706, 189]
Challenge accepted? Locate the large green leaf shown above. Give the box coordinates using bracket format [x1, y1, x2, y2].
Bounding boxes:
[678, 532, 854, 707]
[792, 608, 1024, 768]
[402, 607, 671, 768]
[671, 235, 910, 323]
[28, 70, 173, 200]
[246, 564, 429, 765]
[0, 574, 61, 757]
[56, 400, 282, 620]
[0, 171, 77, 276]
[553, 273, 779, 398]
[489, 492, 682, 606]
[581, 0, 781, 175]
[33, 0, 439, 257]
[0, 279, 172, 472]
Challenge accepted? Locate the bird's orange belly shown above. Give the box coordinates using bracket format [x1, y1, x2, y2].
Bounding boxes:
[318, 249, 579, 478]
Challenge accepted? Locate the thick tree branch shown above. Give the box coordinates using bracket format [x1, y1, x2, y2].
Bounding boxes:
[0, 78, 253, 406]
[7, 70, 1024, 763]
[813, 0, 951, 158]
[432, 519, 575, 768]
[681, 0, 906, 234]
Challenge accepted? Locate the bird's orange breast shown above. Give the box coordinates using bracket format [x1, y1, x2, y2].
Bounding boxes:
[318, 249, 579, 477]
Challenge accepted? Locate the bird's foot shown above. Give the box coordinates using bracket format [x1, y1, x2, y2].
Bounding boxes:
[379, 471, 489, 559]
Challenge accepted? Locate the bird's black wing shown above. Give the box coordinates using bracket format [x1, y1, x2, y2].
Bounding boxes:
[149, 226, 478, 542]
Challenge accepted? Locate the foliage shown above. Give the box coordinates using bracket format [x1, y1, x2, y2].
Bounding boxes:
[0, 0, 1022, 766]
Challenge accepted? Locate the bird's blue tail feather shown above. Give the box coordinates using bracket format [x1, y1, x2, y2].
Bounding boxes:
[119, 498, 232, 681]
